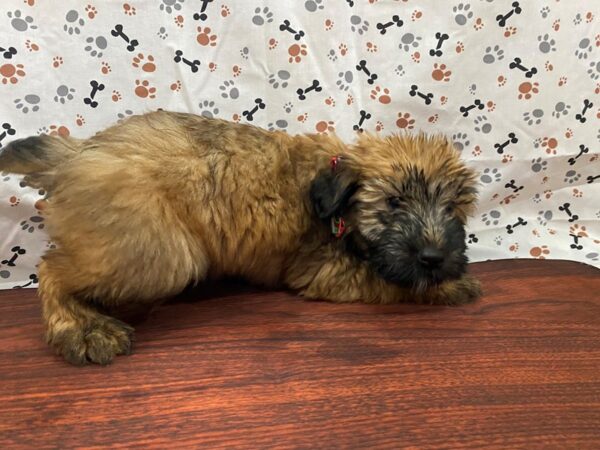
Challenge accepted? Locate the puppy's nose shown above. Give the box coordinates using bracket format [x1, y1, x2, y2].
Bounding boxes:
[418, 246, 444, 269]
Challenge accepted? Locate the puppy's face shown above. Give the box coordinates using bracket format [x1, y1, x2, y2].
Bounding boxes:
[311, 133, 478, 292]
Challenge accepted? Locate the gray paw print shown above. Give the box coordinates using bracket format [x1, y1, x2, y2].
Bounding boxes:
[481, 210, 501, 226]
[532, 193, 542, 204]
[480, 168, 501, 183]
[468, 84, 477, 94]
[452, 132, 470, 151]
[64, 10, 85, 35]
[453, 3, 473, 26]
[531, 157, 547, 172]
[399, 33, 421, 52]
[473, 115, 492, 134]
[283, 102, 293, 113]
[537, 34, 556, 53]
[564, 170, 581, 184]
[327, 49, 338, 62]
[523, 109, 544, 126]
[54, 85, 75, 104]
[14, 95, 40, 113]
[350, 15, 369, 34]
[268, 120, 289, 131]
[20, 215, 44, 233]
[483, 45, 504, 64]
[252, 7, 273, 25]
[117, 109, 134, 121]
[537, 210, 553, 226]
[336, 71, 353, 91]
[157, 26, 168, 40]
[575, 38, 592, 59]
[395, 65, 405, 76]
[8, 10, 37, 32]
[268, 70, 290, 89]
[494, 236, 503, 246]
[573, 13, 582, 25]
[159, 0, 183, 14]
[540, 6, 550, 18]
[240, 47, 249, 60]
[219, 80, 239, 99]
[552, 102, 570, 118]
[199, 100, 219, 118]
[84, 36, 108, 58]
[587, 61, 600, 80]
[586, 252, 599, 262]
[305, 0, 324, 12]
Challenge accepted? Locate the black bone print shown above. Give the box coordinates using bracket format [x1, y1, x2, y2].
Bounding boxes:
[496, 1, 522, 27]
[0, 122, 16, 147]
[13, 273, 38, 289]
[506, 217, 527, 234]
[509, 57, 537, 78]
[494, 132, 518, 154]
[409, 84, 433, 105]
[1, 246, 25, 267]
[568, 145, 589, 165]
[429, 32, 449, 57]
[356, 60, 378, 85]
[376, 15, 403, 35]
[353, 110, 371, 132]
[575, 99, 593, 124]
[174, 50, 200, 73]
[279, 20, 305, 41]
[587, 174, 600, 184]
[193, 0, 214, 21]
[83, 80, 104, 108]
[345, 0, 354, 6]
[505, 179, 524, 193]
[297, 80, 322, 100]
[0, 46, 17, 59]
[558, 202, 579, 223]
[459, 98, 484, 117]
[569, 234, 583, 250]
[110, 24, 139, 52]
[242, 98, 265, 121]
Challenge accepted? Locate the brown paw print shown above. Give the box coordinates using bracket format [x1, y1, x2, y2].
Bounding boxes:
[268, 38, 278, 50]
[170, 80, 182, 92]
[325, 96, 335, 107]
[346, 94, 354, 105]
[370, 86, 391, 104]
[0, 63, 26, 84]
[572, 188, 583, 198]
[85, 4, 97, 19]
[375, 120, 384, 131]
[530, 245, 550, 259]
[174, 15, 184, 28]
[543, 189, 553, 199]
[569, 224, 588, 238]
[366, 42, 378, 53]
[518, 81, 539, 100]
[509, 243, 519, 252]
[428, 114, 438, 123]
[339, 43, 348, 56]
[472, 145, 482, 156]
[52, 56, 63, 68]
[288, 44, 308, 63]
[455, 41, 465, 53]
[101, 61, 111, 74]
[440, 95, 448, 105]
[315, 120, 335, 134]
[25, 40, 39, 52]
[541, 137, 558, 155]
[123, 3, 136, 15]
[297, 113, 308, 123]
[500, 193, 519, 205]
[232, 113, 241, 123]
[473, 17, 484, 30]
[111, 90, 122, 102]
[221, 5, 231, 17]
[232, 65, 242, 77]
[487, 101, 496, 111]
[497, 75, 507, 87]
[48, 125, 70, 137]
[504, 26, 517, 37]
[134, 79, 156, 99]
[325, 19, 334, 30]
[75, 114, 85, 126]
[208, 62, 217, 72]
[431, 63, 451, 81]
[411, 51, 421, 63]
[552, 19, 560, 31]
[558, 76, 567, 86]
[545, 61, 553, 72]
[132, 54, 156, 72]
[396, 112, 415, 129]
[411, 10, 422, 21]
[502, 154, 513, 163]
[9, 196, 20, 207]
[197, 27, 217, 47]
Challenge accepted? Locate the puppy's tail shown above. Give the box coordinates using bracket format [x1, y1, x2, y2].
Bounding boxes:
[0, 135, 82, 189]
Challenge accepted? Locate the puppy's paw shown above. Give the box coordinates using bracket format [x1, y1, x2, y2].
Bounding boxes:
[48, 317, 134, 366]
[427, 275, 482, 306]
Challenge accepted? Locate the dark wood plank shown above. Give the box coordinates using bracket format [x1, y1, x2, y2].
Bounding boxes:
[0, 259, 599, 449]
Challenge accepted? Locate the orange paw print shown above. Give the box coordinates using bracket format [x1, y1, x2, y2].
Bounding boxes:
[170, 80, 182, 92]
[85, 4, 98, 19]
[518, 81, 539, 100]
[366, 42, 378, 53]
[530, 245, 550, 259]
[297, 113, 308, 123]
[134, 79, 156, 99]
[25, 40, 39, 52]
[48, 125, 70, 137]
[232, 65, 242, 77]
[288, 44, 307, 63]
[268, 38, 278, 50]
[111, 90, 122, 102]
[346, 94, 354, 105]
[541, 137, 558, 155]
[411, 52, 421, 63]
[174, 15, 184, 28]
[411, 10, 422, 21]
[338, 43, 348, 56]
[396, 112, 415, 129]
[208, 62, 217, 72]
[497, 75, 507, 87]
[570, 224, 588, 238]
[221, 5, 231, 17]
[455, 41, 465, 54]
[123, 3, 136, 15]
[552, 19, 560, 31]
[431, 63, 451, 82]
[370, 86, 391, 104]
[325, 19, 334, 31]
[132, 54, 156, 73]
[325, 97, 335, 107]
[196, 27, 217, 47]
[315, 120, 335, 134]
[52, 56, 63, 68]
[509, 243, 519, 252]
[101, 61, 111, 74]
[504, 26, 517, 37]
[0, 63, 25, 84]
[473, 17, 484, 30]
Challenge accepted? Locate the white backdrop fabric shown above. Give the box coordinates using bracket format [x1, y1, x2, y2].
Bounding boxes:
[0, 0, 599, 289]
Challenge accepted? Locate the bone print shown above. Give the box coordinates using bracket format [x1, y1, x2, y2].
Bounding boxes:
[110, 24, 139, 52]
[0, 122, 16, 147]
[13, 273, 38, 289]
[376, 15, 403, 35]
[0, 46, 17, 59]
[494, 132, 518, 154]
[409, 84, 433, 105]
[505, 179, 524, 193]
[568, 145, 589, 165]
[353, 109, 371, 132]
[279, 20, 305, 41]
[174, 50, 201, 73]
[297, 80, 322, 101]
[569, 234, 583, 250]
[356, 60, 378, 85]
[345, 0, 354, 6]
[193, 0, 214, 21]
[242, 98, 265, 122]
[506, 217, 527, 234]
[575, 99, 593, 124]
[1, 246, 26, 267]
[83, 80, 104, 108]
[587, 175, 600, 184]
[459, 99, 484, 117]
[558, 202, 579, 223]
[429, 32, 449, 57]
[509, 57, 537, 78]
[496, 1, 522, 27]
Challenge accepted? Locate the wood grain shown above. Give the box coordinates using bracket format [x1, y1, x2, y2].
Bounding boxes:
[0, 259, 599, 449]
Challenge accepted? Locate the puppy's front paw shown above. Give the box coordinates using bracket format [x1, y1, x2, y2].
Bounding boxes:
[427, 275, 482, 306]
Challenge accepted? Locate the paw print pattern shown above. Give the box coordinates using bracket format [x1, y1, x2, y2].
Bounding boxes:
[8, 10, 37, 32]
[452, 133, 470, 151]
[84, 36, 108, 58]
[564, 170, 581, 184]
[538, 34, 557, 54]
[14, 95, 40, 113]
[199, 100, 219, 118]
[483, 45, 504, 64]
[523, 109, 544, 126]
[54, 85, 75, 104]
[336, 71, 353, 91]
[481, 210, 501, 226]
[219, 80, 239, 99]
[480, 168, 501, 183]
[399, 33, 422, 52]
[64, 10, 85, 35]
[473, 115, 492, 134]
[252, 7, 273, 25]
[453, 3, 473, 26]
[537, 210, 553, 226]
[575, 38, 592, 59]
[350, 15, 369, 35]
[268, 70, 291, 89]
[531, 157, 547, 172]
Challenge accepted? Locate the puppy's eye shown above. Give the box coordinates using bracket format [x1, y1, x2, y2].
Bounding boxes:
[388, 196, 404, 209]
[445, 202, 456, 214]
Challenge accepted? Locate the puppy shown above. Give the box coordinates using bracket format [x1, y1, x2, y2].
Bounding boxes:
[0, 111, 481, 365]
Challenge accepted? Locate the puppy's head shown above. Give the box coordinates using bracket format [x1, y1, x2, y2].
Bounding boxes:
[311, 133, 478, 292]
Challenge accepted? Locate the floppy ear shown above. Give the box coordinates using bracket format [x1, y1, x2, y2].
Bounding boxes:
[310, 167, 358, 220]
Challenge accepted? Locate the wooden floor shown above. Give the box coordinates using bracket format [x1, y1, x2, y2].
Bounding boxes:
[0, 260, 599, 449]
